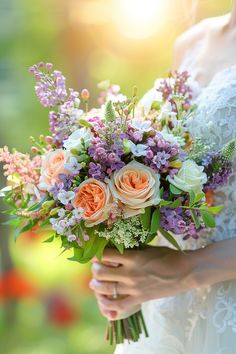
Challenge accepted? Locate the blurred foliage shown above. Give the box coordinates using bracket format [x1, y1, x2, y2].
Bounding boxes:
[0, 0, 232, 353]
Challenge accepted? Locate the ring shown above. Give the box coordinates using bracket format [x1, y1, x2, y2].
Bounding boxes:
[112, 282, 118, 299]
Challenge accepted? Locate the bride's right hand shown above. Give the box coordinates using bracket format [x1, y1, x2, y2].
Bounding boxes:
[90, 259, 140, 320]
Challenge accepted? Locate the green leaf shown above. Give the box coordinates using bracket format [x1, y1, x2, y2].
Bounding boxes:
[96, 238, 109, 261]
[67, 247, 84, 262]
[105, 100, 116, 122]
[189, 191, 195, 206]
[43, 234, 55, 243]
[194, 192, 205, 205]
[140, 206, 152, 230]
[112, 241, 124, 254]
[190, 210, 200, 229]
[159, 200, 173, 207]
[2, 218, 21, 227]
[27, 197, 47, 212]
[200, 210, 216, 228]
[168, 198, 181, 209]
[159, 228, 182, 251]
[170, 184, 182, 195]
[202, 205, 224, 215]
[145, 232, 157, 244]
[82, 230, 100, 261]
[151, 100, 161, 110]
[150, 208, 161, 234]
[78, 118, 93, 128]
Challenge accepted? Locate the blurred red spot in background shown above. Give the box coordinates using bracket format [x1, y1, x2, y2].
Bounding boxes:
[0, 268, 39, 301]
[47, 293, 79, 327]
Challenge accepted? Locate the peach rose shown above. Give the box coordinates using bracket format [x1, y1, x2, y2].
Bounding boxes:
[73, 179, 112, 227]
[106, 160, 160, 218]
[38, 149, 69, 191]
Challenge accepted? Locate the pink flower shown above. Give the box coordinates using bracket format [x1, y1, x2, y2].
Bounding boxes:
[38, 149, 69, 191]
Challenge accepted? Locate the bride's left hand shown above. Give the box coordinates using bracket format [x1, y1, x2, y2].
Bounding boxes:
[90, 246, 197, 320]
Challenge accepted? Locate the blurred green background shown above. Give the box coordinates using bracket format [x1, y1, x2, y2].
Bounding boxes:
[0, 1, 232, 353]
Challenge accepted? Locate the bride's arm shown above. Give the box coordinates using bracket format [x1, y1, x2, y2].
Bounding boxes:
[90, 238, 236, 319]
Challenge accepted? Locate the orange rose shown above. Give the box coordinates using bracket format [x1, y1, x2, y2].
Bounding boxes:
[106, 161, 160, 218]
[73, 179, 112, 227]
[38, 149, 68, 191]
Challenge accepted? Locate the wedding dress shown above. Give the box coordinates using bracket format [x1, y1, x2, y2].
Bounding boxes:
[115, 65, 236, 354]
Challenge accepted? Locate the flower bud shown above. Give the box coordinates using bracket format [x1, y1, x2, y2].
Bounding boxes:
[81, 89, 90, 101]
[50, 207, 60, 216]
[133, 85, 138, 97]
[38, 61, 44, 69]
[46, 63, 53, 72]
[123, 139, 131, 154]
[31, 146, 39, 154]
[45, 136, 53, 144]
[42, 200, 56, 209]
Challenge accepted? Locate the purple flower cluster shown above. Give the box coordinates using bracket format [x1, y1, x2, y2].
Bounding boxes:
[29, 62, 67, 107]
[202, 152, 233, 191]
[29, 63, 81, 146]
[157, 71, 192, 109]
[144, 133, 180, 173]
[48, 89, 80, 146]
[88, 134, 126, 178]
[161, 207, 200, 240]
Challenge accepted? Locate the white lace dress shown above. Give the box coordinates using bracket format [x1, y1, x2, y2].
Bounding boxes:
[115, 66, 236, 354]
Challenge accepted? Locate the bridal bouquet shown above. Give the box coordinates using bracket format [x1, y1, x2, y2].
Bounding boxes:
[1, 63, 235, 344]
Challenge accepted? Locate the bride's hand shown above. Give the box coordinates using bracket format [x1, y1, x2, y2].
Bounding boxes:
[90, 246, 197, 320]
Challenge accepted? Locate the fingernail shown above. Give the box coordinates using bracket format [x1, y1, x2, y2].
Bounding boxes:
[92, 262, 100, 271]
[89, 279, 96, 289]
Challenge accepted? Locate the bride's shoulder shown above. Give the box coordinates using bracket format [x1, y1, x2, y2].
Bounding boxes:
[173, 17, 216, 69]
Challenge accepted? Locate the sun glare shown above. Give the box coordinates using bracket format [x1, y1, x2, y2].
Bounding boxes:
[113, 0, 163, 39]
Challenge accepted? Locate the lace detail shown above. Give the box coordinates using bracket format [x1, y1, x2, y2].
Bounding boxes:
[213, 283, 236, 334]
[185, 287, 210, 341]
[187, 66, 236, 243]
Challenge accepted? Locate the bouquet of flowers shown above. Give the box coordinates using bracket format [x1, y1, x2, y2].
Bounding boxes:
[1, 62, 235, 344]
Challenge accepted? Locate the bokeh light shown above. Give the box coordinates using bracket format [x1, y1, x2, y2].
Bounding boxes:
[113, 0, 164, 39]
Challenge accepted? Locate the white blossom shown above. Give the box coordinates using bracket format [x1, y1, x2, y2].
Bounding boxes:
[58, 191, 75, 205]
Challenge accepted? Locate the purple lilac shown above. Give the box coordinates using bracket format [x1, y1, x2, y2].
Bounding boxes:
[88, 162, 106, 180]
[156, 71, 192, 109]
[202, 152, 233, 191]
[88, 133, 126, 177]
[58, 174, 73, 190]
[29, 63, 80, 147]
[49, 182, 64, 200]
[161, 207, 200, 240]
[29, 63, 67, 107]
[144, 133, 180, 173]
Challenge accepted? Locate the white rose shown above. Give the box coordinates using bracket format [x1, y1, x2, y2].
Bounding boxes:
[167, 160, 207, 195]
[63, 127, 93, 152]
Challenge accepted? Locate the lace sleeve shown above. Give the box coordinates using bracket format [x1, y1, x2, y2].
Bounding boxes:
[187, 67, 236, 242]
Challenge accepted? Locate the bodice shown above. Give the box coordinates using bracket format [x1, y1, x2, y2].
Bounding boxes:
[187, 65, 236, 244]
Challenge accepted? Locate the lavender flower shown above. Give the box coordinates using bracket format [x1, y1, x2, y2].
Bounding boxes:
[49, 182, 64, 200]
[88, 133, 126, 177]
[29, 63, 67, 107]
[202, 152, 233, 191]
[161, 207, 200, 240]
[57, 191, 75, 205]
[144, 133, 180, 173]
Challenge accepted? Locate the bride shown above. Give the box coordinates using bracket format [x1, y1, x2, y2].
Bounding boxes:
[90, 2, 236, 353]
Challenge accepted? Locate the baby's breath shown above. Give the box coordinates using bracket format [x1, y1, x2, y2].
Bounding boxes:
[95, 216, 149, 248]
